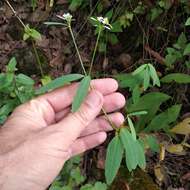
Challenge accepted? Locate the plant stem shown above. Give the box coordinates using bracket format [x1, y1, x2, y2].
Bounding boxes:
[49, 0, 54, 7]
[5, 0, 26, 28]
[102, 107, 118, 131]
[32, 40, 44, 77]
[90, 85, 118, 131]
[68, 23, 117, 131]
[89, 28, 102, 75]
[68, 24, 87, 76]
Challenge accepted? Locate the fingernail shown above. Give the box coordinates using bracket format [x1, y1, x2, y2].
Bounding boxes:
[85, 90, 103, 107]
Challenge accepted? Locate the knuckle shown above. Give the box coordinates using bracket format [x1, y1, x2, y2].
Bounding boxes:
[73, 107, 91, 126]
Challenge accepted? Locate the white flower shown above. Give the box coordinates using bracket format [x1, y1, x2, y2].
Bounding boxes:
[91, 16, 112, 30]
[57, 13, 73, 23]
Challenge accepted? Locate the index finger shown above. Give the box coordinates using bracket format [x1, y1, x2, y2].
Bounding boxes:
[37, 78, 118, 113]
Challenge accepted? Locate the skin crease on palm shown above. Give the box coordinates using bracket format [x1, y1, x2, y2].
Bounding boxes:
[0, 78, 126, 190]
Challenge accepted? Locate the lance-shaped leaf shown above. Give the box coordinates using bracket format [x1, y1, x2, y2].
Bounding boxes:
[127, 117, 137, 141]
[135, 140, 146, 169]
[105, 135, 124, 185]
[144, 104, 181, 132]
[120, 128, 138, 171]
[143, 67, 150, 90]
[132, 64, 147, 75]
[148, 64, 160, 87]
[161, 73, 190, 84]
[6, 57, 17, 72]
[35, 74, 84, 95]
[16, 74, 34, 86]
[72, 76, 91, 112]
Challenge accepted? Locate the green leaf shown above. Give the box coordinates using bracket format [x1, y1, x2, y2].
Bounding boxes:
[15, 87, 34, 103]
[144, 105, 181, 132]
[143, 67, 150, 90]
[133, 64, 147, 75]
[6, 57, 17, 72]
[127, 92, 171, 131]
[35, 74, 84, 95]
[94, 182, 107, 190]
[0, 73, 14, 91]
[161, 73, 190, 83]
[70, 167, 85, 185]
[146, 136, 159, 152]
[105, 9, 114, 19]
[135, 140, 146, 169]
[0, 100, 17, 116]
[185, 17, 190, 26]
[105, 135, 124, 185]
[80, 182, 107, 190]
[0, 115, 7, 124]
[132, 85, 141, 104]
[175, 33, 187, 49]
[127, 117, 136, 140]
[16, 74, 34, 85]
[71, 76, 91, 112]
[120, 128, 138, 171]
[150, 7, 163, 22]
[110, 21, 123, 33]
[69, 0, 84, 11]
[29, 28, 42, 41]
[24, 25, 41, 41]
[148, 64, 160, 87]
[23, 33, 30, 41]
[80, 184, 93, 190]
[184, 43, 190, 55]
[114, 74, 141, 90]
[41, 75, 52, 86]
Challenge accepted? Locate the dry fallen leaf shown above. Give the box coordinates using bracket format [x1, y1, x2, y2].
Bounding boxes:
[170, 118, 190, 135]
[154, 164, 165, 183]
[166, 144, 185, 155]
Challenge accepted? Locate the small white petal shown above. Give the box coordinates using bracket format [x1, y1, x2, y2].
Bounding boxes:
[90, 17, 97, 21]
[56, 15, 64, 19]
[104, 25, 111, 30]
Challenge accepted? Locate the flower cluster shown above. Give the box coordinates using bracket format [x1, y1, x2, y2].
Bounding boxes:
[90, 16, 112, 30]
[57, 13, 73, 24]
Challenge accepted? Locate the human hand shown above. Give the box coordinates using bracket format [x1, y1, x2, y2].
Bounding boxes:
[0, 78, 125, 190]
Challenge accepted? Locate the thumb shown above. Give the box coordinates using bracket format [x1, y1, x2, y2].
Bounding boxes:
[50, 90, 104, 145]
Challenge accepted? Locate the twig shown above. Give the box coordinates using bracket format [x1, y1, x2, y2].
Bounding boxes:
[5, 0, 26, 28]
[144, 44, 165, 65]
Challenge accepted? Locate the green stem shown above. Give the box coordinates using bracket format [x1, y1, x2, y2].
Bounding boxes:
[90, 85, 118, 131]
[89, 28, 102, 75]
[68, 24, 87, 76]
[32, 40, 44, 77]
[102, 107, 118, 131]
[67, 23, 117, 131]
